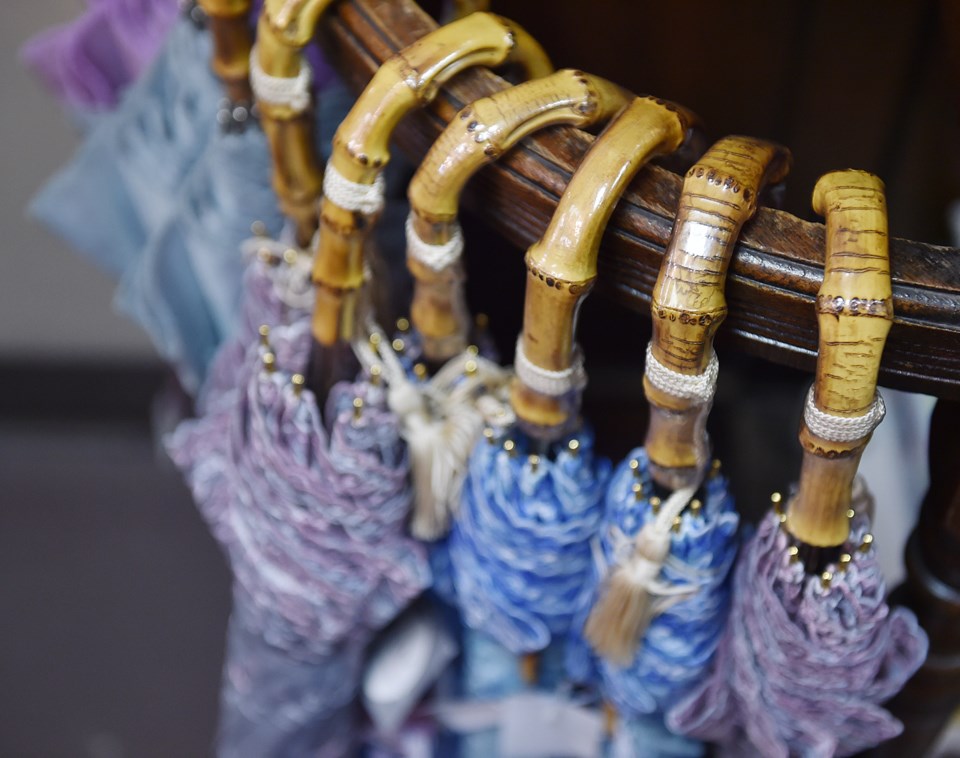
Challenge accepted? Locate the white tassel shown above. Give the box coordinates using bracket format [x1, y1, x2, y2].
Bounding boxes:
[585, 484, 698, 665]
[356, 318, 512, 540]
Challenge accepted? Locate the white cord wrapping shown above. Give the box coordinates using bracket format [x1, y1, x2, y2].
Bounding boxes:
[513, 337, 587, 397]
[644, 342, 718, 403]
[322, 161, 386, 216]
[804, 387, 886, 442]
[249, 45, 312, 113]
[405, 213, 464, 271]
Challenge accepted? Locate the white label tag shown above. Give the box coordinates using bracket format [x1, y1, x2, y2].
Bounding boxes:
[497, 692, 604, 758]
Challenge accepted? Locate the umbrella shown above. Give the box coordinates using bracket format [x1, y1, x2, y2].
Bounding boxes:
[400, 67, 630, 539]
[174, 12, 553, 751]
[667, 170, 929, 756]
[168, 319, 431, 755]
[444, 96, 692, 747]
[558, 136, 790, 755]
[19, 0, 180, 125]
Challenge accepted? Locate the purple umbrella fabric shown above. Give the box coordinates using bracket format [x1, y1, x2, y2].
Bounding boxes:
[667, 482, 928, 757]
[20, 0, 180, 117]
[168, 319, 431, 753]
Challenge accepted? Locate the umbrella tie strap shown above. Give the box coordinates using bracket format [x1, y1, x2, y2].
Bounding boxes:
[249, 45, 312, 113]
[405, 214, 464, 271]
[804, 387, 886, 442]
[514, 337, 587, 396]
[323, 162, 386, 216]
[644, 343, 718, 403]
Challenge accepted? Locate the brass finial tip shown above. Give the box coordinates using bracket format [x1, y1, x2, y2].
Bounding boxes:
[672, 516, 683, 533]
[528, 454, 541, 472]
[690, 499, 703, 515]
[258, 324, 270, 345]
[787, 545, 800, 563]
[291, 373, 305, 395]
[568, 439, 580, 454]
[503, 439, 516, 455]
[820, 571, 833, 589]
[396, 317, 410, 332]
[262, 352, 276, 372]
[770, 492, 782, 505]
[413, 363, 428, 380]
[251, 220, 267, 236]
[859, 533, 874, 552]
[392, 338, 405, 353]
[282, 248, 298, 266]
[352, 397, 364, 420]
[466, 344, 480, 357]
[475, 313, 489, 329]
[631, 482, 643, 500]
[369, 333, 382, 349]
[649, 496, 662, 514]
[464, 359, 478, 376]
[369, 364, 382, 384]
[711, 459, 722, 474]
[628, 458, 640, 474]
[846, 508, 856, 519]
[838, 553, 852, 572]
[483, 427, 495, 444]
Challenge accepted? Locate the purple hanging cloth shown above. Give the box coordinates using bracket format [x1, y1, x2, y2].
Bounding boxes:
[20, 0, 180, 116]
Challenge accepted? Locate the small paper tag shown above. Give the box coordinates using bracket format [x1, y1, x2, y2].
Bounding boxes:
[497, 692, 604, 758]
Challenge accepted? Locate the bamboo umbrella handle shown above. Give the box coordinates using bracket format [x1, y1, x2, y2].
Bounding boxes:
[511, 96, 694, 438]
[407, 69, 630, 361]
[643, 137, 791, 488]
[255, 0, 337, 245]
[786, 170, 892, 548]
[198, 0, 254, 104]
[311, 12, 553, 348]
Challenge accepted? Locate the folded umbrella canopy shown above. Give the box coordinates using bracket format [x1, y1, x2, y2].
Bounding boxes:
[20, 0, 180, 123]
[398, 67, 630, 539]
[667, 170, 929, 757]
[169, 320, 430, 756]
[443, 96, 693, 751]
[560, 136, 790, 755]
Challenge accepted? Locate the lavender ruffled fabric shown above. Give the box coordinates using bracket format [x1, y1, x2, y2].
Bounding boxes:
[168, 320, 430, 753]
[449, 428, 611, 654]
[667, 504, 928, 757]
[20, 0, 179, 115]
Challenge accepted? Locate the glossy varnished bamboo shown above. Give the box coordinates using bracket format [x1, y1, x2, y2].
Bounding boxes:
[199, 0, 254, 103]
[406, 69, 629, 361]
[643, 137, 791, 489]
[785, 171, 892, 548]
[255, 0, 334, 245]
[511, 97, 691, 438]
[316, 0, 960, 400]
[311, 11, 552, 348]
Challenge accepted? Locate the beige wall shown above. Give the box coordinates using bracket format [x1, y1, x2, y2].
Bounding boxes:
[2, 0, 157, 363]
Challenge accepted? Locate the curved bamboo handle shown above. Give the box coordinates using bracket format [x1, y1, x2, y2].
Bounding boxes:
[511, 96, 693, 437]
[198, 0, 254, 104]
[407, 69, 629, 361]
[311, 12, 553, 348]
[643, 137, 791, 486]
[786, 170, 892, 548]
[254, 0, 337, 245]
